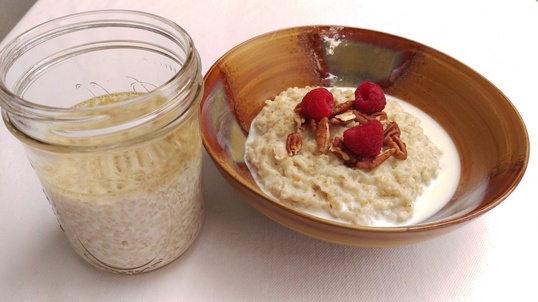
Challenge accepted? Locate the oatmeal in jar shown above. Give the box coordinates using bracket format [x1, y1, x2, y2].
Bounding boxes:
[32, 92, 204, 274]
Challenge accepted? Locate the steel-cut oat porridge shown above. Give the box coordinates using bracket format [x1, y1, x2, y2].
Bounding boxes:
[244, 86, 443, 226]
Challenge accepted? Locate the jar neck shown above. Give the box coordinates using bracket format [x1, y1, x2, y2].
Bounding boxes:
[2, 58, 203, 150]
[0, 10, 203, 149]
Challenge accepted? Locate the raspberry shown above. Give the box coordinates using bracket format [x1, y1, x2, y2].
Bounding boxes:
[354, 82, 386, 114]
[343, 120, 384, 158]
[300, 88, 334, 120]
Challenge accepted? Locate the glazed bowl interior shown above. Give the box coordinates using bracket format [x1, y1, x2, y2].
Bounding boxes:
[201, 26, 529, 247]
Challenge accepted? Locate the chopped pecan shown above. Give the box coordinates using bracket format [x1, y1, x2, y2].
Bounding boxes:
[330, 111, 356, 125]
[353, 110, 377, 124]
[293, 103, 307, 130]
[384, 122, 407, 160]
[355, 149, 396, 170]
[286, 132, 302, 156]
[371, 111, 388, 121]
[332, 100, 355, 115]
[309, 118, 318, 132]
[293, 103, 302, 114]
[316, 117, 330, 154]
[331, 137, 357, 163]
[332, 136, 396, 170]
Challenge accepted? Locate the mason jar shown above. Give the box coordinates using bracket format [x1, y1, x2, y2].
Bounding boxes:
[0, 10, 204, 274]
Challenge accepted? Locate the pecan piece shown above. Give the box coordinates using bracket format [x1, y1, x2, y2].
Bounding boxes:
[371, 111, 388, 121]
[331, 137, 357, 164]
[309, 118, 318, 132]
[316, 117, 330, 154]
[332, 100, 355, 115]
[355, 148, 396, 170]
[353, 110, 378, 124]
[286, 132, 302, 156]
[352, 110, 387, 124]
[332, 136, 396, 170]
[293, 103, 307, 130]
[384, 122, 407, 160]
[330, 110, 356, 126]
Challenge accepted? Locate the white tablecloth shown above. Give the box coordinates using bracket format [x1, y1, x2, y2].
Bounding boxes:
[1, 1, 537, 301]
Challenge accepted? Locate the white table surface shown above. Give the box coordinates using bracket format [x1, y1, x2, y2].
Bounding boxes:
[1, 0, 537, 301]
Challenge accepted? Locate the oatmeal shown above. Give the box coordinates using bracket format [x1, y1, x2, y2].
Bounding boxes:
[244, 86, 442, 226]
[31, 92, 204, 274]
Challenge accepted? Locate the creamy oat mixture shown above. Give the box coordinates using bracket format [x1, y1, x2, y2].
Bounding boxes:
[245, 87, 442, 226]
[33, 92, 203, 274]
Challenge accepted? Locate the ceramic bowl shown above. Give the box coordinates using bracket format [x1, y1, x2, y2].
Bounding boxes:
[200, 26, 529, 247]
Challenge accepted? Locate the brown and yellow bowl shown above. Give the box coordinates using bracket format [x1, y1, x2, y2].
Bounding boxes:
[200, 26, 529, 247]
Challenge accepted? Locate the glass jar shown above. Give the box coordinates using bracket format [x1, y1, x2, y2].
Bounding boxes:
[0, 10, 204, 274]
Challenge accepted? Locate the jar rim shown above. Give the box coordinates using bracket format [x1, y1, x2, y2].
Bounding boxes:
[0, 9, 197, 117]
[0, 10, 203, 150]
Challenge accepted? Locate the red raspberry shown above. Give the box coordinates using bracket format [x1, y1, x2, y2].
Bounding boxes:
[343, 120, 384, 158]
[300, 88, 334, 120]
[354, 82, 386, 114]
